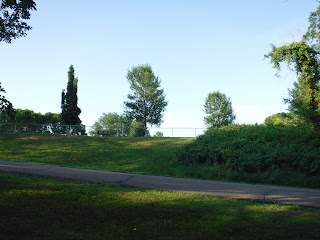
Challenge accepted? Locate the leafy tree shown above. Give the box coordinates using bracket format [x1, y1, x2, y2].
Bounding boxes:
[0, 83, 15, 123]
[203, 91, 236, 128]
[12, 109, 61, 124]
[266, 6, 320, 131]
[265, 42, 320, 130]
[0, 108, 63, 134]
[0, 0, 36, 43]
[124, 64, 168, 136]
[303, 5, 320, 51]
[61, 65, 82, 125]
[1, 0, 36, 120]
[90, 112, 132, 137]
[0, 82, 13, 114]
[0, 105, 14, 122]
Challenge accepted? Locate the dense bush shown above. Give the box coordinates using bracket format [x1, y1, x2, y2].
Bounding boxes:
[179, 124, 320, 176]
[264, 112, 303, 127]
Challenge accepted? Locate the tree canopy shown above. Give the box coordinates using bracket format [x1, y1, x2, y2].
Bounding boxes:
[0, 0, 36, 43]
[124, 64, 167, 136]
[90, 112, 132, 137]
[265, 5, 320, 131]
[265, 41, 320, 130]
[303, 5, 320, 51]
[11, 109, 61, 124]
[1, 0, 36, 120]
[0, 108, 65, 134]
[203, 91, 236, 128]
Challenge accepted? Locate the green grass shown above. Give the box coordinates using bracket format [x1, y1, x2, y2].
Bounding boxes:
[1, 172, 320, 240]
[0, 135, 193, 176]
[1, 134, 320, 189]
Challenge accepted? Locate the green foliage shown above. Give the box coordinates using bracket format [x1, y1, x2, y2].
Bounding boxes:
[264, 112, 304, 127]
[0, 83, 8, 110]
[0, 109, 79, 134]
[0, 0, 36, 43]
[12, 109, 62, 124]
[61, 65, 82, 125]
[0, 108, 86, 135]
[153, 131, 164, 137]
[203, 91, 236, 128]
[124, 64, 168, 136]
[179, 125, 320, 176]
[129, 121, 148, 137]
[303, 5, 320, 51]
[90, 112, 132, 136]
[0, 84, 15, 123]
[0, 108, 62, 126]
[265, 42, 320, 130]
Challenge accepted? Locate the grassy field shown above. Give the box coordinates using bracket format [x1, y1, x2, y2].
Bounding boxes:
[0, 134, 319, 189]
[0, 135, 193, 176]
[1, 172, 320, 240]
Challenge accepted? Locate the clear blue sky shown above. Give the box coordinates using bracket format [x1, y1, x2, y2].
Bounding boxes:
[1, 0, 319, 129]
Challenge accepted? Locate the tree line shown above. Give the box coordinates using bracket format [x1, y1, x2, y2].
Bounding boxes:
[0, 64, 86, 135]
[1, 1, 320, 136]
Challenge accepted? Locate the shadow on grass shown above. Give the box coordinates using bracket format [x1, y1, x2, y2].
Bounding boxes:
[1, 172, 320, 240]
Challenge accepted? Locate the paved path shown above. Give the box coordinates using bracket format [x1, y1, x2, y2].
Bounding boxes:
[1, 160, 320, 208]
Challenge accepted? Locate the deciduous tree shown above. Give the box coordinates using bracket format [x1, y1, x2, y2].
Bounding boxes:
[90, 112, 132, 137]
[124, 64, 167, 136]
[303, 5, 320, 51]
[203, 91, 236, 128]
[265, 42, 320, 130]
[265, 6, 320, 131]
[0, 108, 63, 134]
[0, 82, 11, 111]
[0, 0, 36, 43]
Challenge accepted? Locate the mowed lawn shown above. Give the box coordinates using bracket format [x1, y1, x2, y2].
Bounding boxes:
[0, 135, 193, 176]
[1, 172, 320, 240]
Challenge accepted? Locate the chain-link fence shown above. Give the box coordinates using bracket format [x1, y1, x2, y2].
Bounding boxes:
[148, 128, 207, 137]
[0, 123, 207, 137]
[0, 123, 87, 135]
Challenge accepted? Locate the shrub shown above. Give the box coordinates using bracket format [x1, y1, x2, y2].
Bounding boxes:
[153, 131, 164, 137]
[178, 124, 320, 175]
[264, 112, 305, 127]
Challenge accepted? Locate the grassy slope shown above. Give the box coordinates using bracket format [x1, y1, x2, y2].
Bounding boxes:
[1, 172, 320, 240]
[0, 135, 193, 176]
[1, 135, 320, 189]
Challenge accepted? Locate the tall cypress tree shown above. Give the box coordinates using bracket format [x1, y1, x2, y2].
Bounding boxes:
[61, 65, 81, 125]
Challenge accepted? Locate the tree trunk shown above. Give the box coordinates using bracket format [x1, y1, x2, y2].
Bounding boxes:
[144, 115, 148, 137]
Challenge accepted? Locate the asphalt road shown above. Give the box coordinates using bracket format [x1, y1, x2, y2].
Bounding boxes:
[1, 160, 320, 208]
